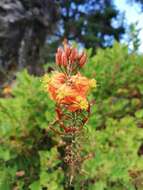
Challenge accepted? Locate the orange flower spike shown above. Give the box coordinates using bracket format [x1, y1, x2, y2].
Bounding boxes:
[50, 72, 66, 89]
[48, 85, 57, 100]
[79, 53, 87, 67]
[70, 73, 91, 96]
[60, 95, 76, 105]
[55, 48, 63, 66]
[42, 40, 97, 112]
[61, 52, 68, 66]
[69, 48, 78, 63]
[64, 44, 71, 57]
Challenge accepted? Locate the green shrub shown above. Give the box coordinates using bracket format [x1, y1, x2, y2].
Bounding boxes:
[0, 70, 61, 190]
[82, 42, 143, 190]
[0, 42, 143, 189]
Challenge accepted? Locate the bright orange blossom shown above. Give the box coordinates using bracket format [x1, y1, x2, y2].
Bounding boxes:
[42, 71, 96, 111]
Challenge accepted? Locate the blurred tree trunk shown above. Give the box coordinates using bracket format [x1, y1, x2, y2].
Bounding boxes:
[0, 0, 59, 85]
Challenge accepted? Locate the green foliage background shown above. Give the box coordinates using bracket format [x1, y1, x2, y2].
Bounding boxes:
[0, 42, 143, 190]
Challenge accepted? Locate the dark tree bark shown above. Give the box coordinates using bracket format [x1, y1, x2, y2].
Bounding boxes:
[0, 0, 59, 84]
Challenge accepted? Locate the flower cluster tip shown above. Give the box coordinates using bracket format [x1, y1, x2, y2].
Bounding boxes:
[42, 40, 96, 112]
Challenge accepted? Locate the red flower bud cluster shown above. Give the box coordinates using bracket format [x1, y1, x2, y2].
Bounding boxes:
[55, 40, 87, 71]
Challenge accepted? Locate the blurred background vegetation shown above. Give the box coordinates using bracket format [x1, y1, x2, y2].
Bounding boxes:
[0, 0, 142, 85]
[1, 0, 143, 190]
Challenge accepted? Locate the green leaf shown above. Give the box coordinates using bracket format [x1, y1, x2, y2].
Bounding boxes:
[135, 109, 143, 119]
[89, 181, 106, 190]
[29, 181, 40, 190]
[0, 147, 10, 161]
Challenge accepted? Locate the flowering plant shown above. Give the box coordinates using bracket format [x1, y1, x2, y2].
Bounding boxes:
[42, 40, 96, 186]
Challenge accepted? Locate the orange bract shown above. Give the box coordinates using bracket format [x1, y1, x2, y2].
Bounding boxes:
[55, 40, 87, 69]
